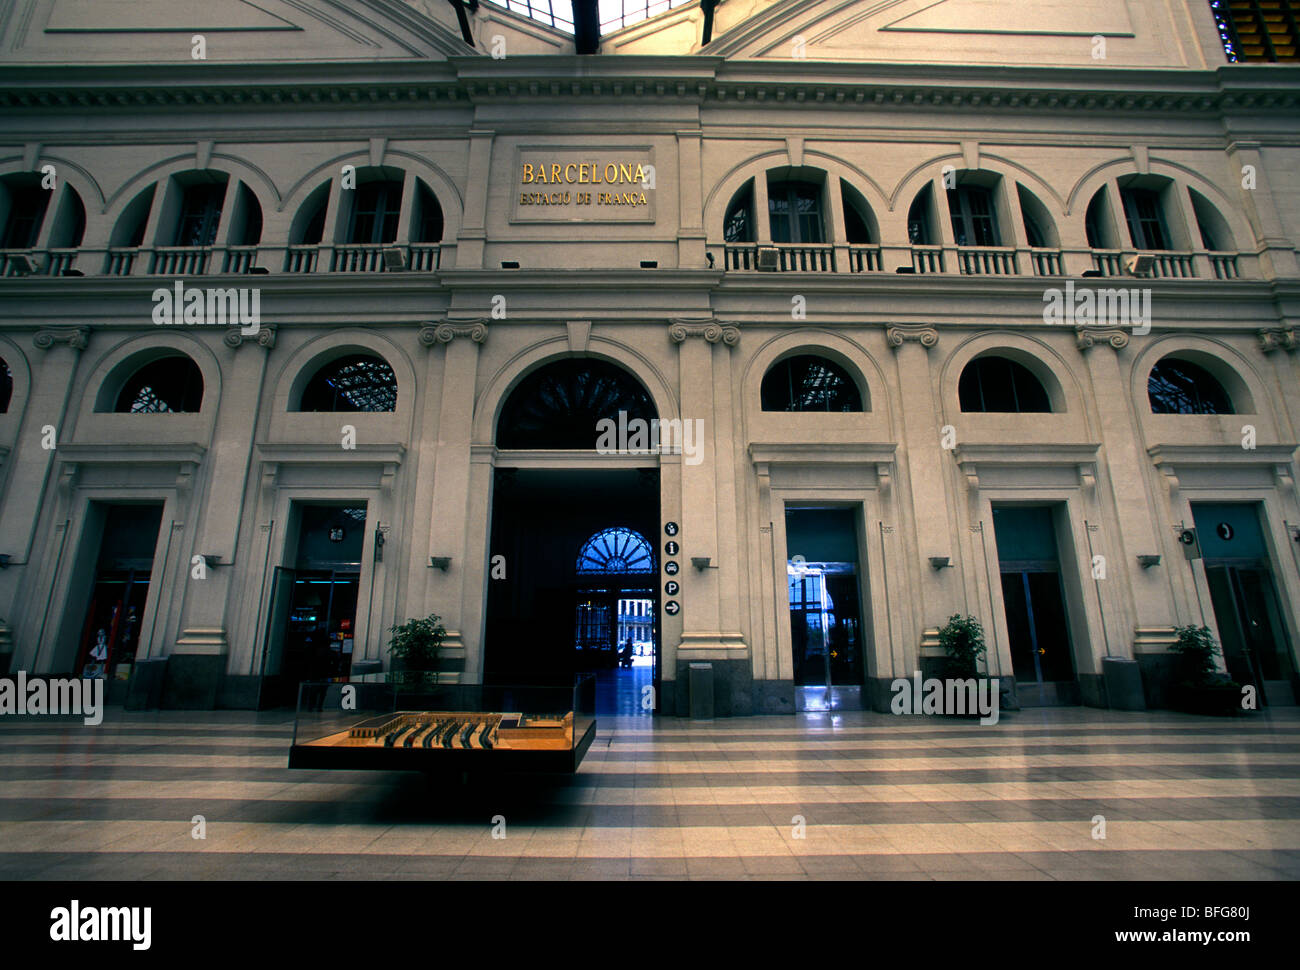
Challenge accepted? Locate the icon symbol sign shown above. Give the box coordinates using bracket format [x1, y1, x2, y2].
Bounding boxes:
[664, 541, 679, 556]
[664, 561, 679, 575]
[664, 522, 679, 536]
[664, 601, 680, 616]
[1217, 522, 1234, 541]
[664, 581, 679, 596]
[1179, 530, 1196, 546]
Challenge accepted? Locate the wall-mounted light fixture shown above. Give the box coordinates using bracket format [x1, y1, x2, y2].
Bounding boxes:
[0, 554, 11, 569]
[928, 556, 952, 570]
[373, 528, 385, 563]
[382, 247, 407, 271]
[691, 557, 712, 570]
[1137, 554, 1162, 569]
[705, 251, 715, 269]
[1125, 253, 1155, 277]
[429, 557, 452, 571]
[200, 554, 226, 567]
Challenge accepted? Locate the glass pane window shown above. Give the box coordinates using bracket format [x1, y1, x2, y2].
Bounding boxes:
[1121, 188, 1170, 250]
[947, 185, 1000, 247]
[3, 183, 50, 249]
[175, 182, 225, 247]
[115, 357, 204, 413]
[958, 357, 1051, 413]
[761, 356, 863, 412]
[1148, 358, 1234, 414]
[768, 181, 824, 244]
[299, 355, 398, 412]
[349, 181, 402, 245]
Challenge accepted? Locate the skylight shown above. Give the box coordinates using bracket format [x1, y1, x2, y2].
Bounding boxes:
[483, 1, 697, 36]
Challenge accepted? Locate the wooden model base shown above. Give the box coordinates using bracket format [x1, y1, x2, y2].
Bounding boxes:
[289, 711, 596, 774]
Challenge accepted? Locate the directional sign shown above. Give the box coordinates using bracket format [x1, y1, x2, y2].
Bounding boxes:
[664, 541, 679, 556]
[664, 522, 679, 536]
[664, 600, 680, 616]
[664, 560, 679, 576]
[664, 581, 679, 596]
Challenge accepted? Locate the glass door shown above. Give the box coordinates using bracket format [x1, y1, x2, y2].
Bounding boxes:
[1205, 564, 1296, 706]
[788, 561, 863, 711]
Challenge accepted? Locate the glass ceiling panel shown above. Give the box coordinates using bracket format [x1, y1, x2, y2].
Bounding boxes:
[482, 1, 696, 35]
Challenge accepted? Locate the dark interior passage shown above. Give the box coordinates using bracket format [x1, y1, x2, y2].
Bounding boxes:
[484, 468, 659, 713]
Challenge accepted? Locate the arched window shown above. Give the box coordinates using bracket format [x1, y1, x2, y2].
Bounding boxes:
[1017, 184, 1057, 249]
[840, 180, 877, 245]
[298, 354, 397, 412]
[173, 173, 229, 247]
[959, 356, 1051, 413]
[1120, 183, 1172, 250]
[768, 179, 824, 243]
[761, 355, 863, 412]
[908, 184, 936, 245]
[0, 357, 12, 412]
[496, 358, 657, 449]
[114, 356, 203, 413]
[948, 184, 1000, 247]
[1148, 357, 1234, 414]
[413, 181, 444, 243]
[576, 527, 655, 575]
[724, 181, 754, 243]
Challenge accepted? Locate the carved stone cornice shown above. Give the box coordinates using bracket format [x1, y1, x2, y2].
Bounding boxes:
[33, 326, 89, 350]
[420, 320, 488, 346]
[668, 321, 739, 346]
[1075, 327, 1130, 352]
[885, 325, 938, 349]
[1258, 328, 1297, 354]
[224, 325, 276, 350]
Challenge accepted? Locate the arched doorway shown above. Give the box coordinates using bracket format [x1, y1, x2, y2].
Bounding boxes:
[485, 358, 661, 715]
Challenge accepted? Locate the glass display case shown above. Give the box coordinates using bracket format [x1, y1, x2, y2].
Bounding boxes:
[288, 677, 597, 774]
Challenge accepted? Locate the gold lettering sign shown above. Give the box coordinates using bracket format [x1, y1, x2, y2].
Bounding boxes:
[511, 147, 656, 223]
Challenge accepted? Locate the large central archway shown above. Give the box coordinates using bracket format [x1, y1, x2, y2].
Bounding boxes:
[484, 357, 662, 715]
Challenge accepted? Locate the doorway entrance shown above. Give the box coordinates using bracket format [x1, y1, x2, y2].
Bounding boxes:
[1193, 503, 1297, 705]
[992, 505, 1080, 705]
[74, 504, 164, 686]
[784, 508, 867, 711]
[484, 468, 660, 716]
[260, 504, 366, 708]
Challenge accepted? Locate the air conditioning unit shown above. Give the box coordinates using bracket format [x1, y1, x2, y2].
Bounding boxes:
[382, 247, 407, 271]
[1124, 253, 1155, 277]
[756, 246, 780, 271]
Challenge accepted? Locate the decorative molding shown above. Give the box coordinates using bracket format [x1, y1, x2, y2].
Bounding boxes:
[668, 320, 739, 346]
[1258, 328, 1297, 354]
[224, 325, 276, 349]
[951, 443, 1102, 492]
[420, 320, 488, 346]
[566, 320, 591, 353]
[33, 326, 89, 350]
[1075, 327, 1130, 351]
[885, 325, 938, 349]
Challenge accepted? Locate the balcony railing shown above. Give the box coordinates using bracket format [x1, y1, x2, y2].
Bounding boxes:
[847, 245, 882, 272]
[1209, 253, 1239, 279]
[1029, 248, 1065, 276]
[724, 243, 836, 272]
[956, 246, 1018, 276]
[151, 246, 211, 276]
[285, 245, 318, 273]
[911, 246, 945, 273]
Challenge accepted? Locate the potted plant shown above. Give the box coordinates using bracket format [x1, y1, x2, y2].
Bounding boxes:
[1168, 625, 1242, 716]
[936, 614, 998, 718]
[387, 613, 447, 692]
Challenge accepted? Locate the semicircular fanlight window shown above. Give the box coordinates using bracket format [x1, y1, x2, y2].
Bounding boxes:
[576, 527, 655, 575]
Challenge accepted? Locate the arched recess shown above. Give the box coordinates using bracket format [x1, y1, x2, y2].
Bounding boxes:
[104, 153, 279, 216]
[1129, 336, 1266, 422]
[0, 155, 105, 212]
[279, 150, 464, 244]
[940, 333, 1086, 424]
[271, 329, 417, 424]
[889, 153, 1068, 245]
[1066, 158, 1255, 250]
[0, 335, 32, 418]
[76, 333, 222, 423]
[704, 150, 888, 244]
[0, 166, 88, 251]
[495, 357, 657, 449]
[740, 331, 893, 436]
[474, 338, 679, 448]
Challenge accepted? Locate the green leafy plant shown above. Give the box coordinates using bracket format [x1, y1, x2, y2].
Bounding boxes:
[938, 614, 987, 679]
[1168, 624, 1222, 686]
[387, 613, 447, 689]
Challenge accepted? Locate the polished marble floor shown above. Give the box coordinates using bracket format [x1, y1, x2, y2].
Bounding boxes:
[1, 706, 1298, 880]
